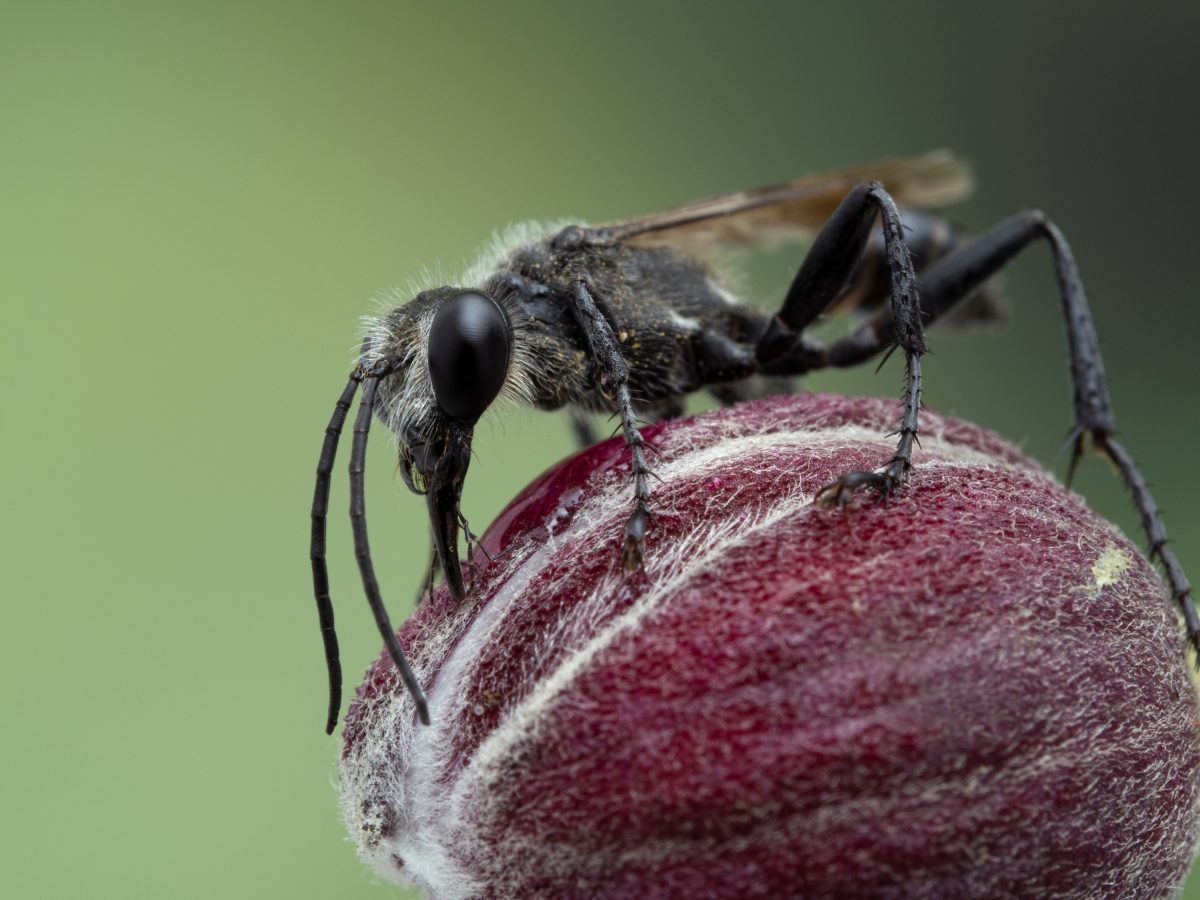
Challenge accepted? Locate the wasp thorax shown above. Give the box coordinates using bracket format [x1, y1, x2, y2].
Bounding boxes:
[427, 291, 511, 422]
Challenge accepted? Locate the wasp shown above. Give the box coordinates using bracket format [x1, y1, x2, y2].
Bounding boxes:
[310, 150, 1196, 732]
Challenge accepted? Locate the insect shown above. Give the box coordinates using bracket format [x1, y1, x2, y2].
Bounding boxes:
[310, 150, 1196, 733]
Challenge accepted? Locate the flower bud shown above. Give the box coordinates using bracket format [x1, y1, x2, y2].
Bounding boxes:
[340, 394, 1200, 898]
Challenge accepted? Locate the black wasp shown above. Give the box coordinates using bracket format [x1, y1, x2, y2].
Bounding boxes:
[310, 150, 1196, 733]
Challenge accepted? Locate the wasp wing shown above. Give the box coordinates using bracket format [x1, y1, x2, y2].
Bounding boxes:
[593, 150, 972, 254]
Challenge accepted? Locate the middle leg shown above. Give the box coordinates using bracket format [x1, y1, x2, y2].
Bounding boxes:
[755, 181, 929, 506]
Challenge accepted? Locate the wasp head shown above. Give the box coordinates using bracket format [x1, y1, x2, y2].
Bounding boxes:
[361, 288, 513, 598]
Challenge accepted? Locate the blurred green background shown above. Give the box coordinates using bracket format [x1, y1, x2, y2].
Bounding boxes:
[3, 1, 1199, 897]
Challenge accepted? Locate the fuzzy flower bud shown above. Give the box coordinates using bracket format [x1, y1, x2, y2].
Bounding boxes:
[339, 394, 1200, 898]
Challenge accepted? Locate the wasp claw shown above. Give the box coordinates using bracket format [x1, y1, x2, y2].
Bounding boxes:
[815, 470, 894, 511]
[623, 503, 649, 570]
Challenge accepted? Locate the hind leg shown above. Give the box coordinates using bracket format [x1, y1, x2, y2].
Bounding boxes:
[819, 211, 1198, 656]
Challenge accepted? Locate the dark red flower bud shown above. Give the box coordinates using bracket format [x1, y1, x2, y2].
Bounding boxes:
[340, 394, 1200, 899]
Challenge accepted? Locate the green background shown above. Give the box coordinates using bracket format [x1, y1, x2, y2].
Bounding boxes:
[4, 1, 1199, 897]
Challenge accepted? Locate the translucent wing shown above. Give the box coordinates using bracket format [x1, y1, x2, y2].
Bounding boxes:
[592, 150, 973, 255]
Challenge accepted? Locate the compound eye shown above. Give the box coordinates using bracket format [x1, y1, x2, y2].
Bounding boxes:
[427, 291, 512, 422]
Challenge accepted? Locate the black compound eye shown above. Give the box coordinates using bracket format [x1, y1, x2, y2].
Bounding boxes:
[427, 291, 512, 422]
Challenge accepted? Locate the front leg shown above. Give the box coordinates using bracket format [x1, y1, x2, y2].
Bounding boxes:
[567, 280, 654, 569]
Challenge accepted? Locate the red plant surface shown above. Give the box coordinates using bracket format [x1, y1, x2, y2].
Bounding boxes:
[340, 394, 1200, 899]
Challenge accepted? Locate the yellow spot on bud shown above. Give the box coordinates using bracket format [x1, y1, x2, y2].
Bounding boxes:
[1089, 543, 1131, 599]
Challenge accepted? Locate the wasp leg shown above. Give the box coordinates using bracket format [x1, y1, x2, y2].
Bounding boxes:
[649, 395, 687, 422]
[829, 206, 1008, 328]
[569, 410, 600, 449]
[822, 211, 1199, 658]
[756, 181, 927, 504]
[458, 510, 496, 564]
[567, 280, 655, 570]
[570, 396, 686, 451]
[709, 376, 797, 407]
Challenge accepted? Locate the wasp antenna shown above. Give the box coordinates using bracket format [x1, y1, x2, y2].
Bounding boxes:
[349, 367, 432, 726]
[310, 372, 362, 735]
